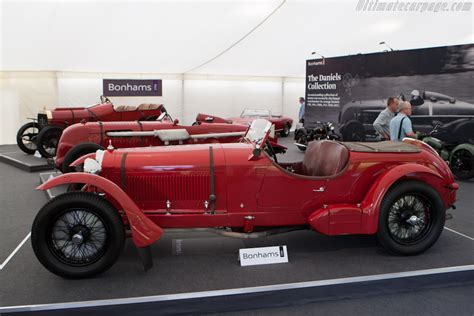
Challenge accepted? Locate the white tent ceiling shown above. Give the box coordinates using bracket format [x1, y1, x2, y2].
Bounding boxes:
[1, 0, 473, 77]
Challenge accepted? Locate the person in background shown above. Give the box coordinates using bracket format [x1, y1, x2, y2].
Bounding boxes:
[298, 97, 305, 125]
[389, 101, 416, 141]
[373, 97, 398, 140]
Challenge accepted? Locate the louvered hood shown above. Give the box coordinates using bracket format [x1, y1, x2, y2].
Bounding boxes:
[102, 144, 226, 211]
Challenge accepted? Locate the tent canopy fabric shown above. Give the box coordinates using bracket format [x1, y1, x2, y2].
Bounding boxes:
[1, 0, 473, 77]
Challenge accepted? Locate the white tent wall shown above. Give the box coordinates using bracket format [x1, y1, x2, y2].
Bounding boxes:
[0, 72, 58, 145]
[0, 72, 304, 145]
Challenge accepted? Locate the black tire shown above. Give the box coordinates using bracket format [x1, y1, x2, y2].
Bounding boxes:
[450, 149, 474, 180]
[279, 123, 291, 137]
[377, 181, 445, 255]
[37, 126, 63, 158]
[31, 192, 125, 278]
[62, 142, 104, 173]
[295, 133, 307, 152]
[341, 120, 366, 142]
[16, 122, 40, 154]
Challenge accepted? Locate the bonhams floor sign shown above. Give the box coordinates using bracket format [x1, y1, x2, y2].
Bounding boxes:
[103, 79, 162, 97]
[239, 246, 288, 266]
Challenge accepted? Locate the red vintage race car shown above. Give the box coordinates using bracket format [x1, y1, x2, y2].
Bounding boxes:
[54, 114, 253, 173]
[196, 109, 293, 137]
[16, 96, 164, 158]
[32, 119, 458, 278]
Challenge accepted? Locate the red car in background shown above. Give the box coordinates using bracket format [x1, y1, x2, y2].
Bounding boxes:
[33, 119, 457, 278]
[54, 114, 251, 173]
[196, 109, 293, 137]
[16, 96, 164, 158]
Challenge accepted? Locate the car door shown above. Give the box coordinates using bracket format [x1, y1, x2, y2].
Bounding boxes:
[256, 164, 326, 211]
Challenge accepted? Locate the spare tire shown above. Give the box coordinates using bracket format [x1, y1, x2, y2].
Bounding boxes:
[62, 142, 104, 173]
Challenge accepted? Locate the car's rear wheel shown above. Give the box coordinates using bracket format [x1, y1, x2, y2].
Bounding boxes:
[377, 181, 445, 255]
[450, 149, 474, 180]
[62, 142, 104, 173]
[16, 122, 40, 155]
[279, 123, 291, 137]
[31, 192, 125, 278]
[341, 120, 365, 142]
[37, 126, 63, 158]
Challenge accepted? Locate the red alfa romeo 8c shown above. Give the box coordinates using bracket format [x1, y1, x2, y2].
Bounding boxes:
[32, 119, 458, 278]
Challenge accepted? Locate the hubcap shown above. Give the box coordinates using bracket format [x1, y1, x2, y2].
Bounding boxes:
[387, 194, 432, 245]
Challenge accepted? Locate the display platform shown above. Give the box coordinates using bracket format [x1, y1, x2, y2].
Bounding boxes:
[0, 145, 54, 172]
[0, 139, 473, 315]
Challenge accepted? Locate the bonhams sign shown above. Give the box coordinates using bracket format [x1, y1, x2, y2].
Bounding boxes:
[103, 79, 162, 97]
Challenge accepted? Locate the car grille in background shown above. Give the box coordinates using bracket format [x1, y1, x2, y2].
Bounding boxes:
[125, 173, 210, 210]
[37, 113, 48, 128]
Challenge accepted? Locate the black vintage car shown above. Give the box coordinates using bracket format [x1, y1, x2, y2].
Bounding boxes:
[339, 90, 474, 144]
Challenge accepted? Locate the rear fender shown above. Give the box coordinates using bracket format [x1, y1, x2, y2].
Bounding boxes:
[451, 143, 474, 156]
[360, 163, 444, 234]
[37, 173, 163, 247]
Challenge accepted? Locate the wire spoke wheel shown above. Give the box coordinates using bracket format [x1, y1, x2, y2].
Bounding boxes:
[450, 149, 474, 179]
[48, 208, 108, 266]
[387, 194, 432, 245]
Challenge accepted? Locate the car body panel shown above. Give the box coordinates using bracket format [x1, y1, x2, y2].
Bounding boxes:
[39, 134, 458, 248]
[38, 102, 165, 129]
[196, 112, 293, 131]
[55, 121, 248, 168]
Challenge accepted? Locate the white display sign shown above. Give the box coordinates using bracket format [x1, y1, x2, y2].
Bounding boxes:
[239, 245, 288, 267]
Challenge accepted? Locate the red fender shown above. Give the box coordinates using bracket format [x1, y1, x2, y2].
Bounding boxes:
[360, 163, 443, 234]
[37, 173, 163, 248]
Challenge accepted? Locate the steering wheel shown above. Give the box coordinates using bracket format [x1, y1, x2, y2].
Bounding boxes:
[265, 140, 278, 163]
[100, 95, 111, 104]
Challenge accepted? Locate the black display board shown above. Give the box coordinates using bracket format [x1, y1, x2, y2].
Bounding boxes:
[304, 44, 474, 136]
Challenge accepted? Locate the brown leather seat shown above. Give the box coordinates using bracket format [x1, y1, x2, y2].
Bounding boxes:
[302, 140, 349, 177]
[138, 103, 162, 111]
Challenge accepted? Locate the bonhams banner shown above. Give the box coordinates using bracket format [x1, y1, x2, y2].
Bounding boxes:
[103, 79, 162, 97]
[305, 44, 474, 142]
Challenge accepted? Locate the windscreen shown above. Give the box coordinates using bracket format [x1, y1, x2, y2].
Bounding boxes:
[244, 119, 272, 148]
[241, 109, 270, 118]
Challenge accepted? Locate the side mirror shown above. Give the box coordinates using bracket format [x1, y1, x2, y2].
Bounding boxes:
[173, 119, 179, 126]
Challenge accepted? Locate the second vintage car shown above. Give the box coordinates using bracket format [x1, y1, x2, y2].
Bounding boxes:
[54, 113, 251, 173]
[32, 119, 458, 278]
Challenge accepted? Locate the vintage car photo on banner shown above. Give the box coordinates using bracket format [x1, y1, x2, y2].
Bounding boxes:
[0, 1, 473, 315]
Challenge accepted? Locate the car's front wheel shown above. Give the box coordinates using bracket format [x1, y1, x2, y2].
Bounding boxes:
[36, 126, 63, 158]
[377, 181, 445, 255]
[31, 192, 125, 278]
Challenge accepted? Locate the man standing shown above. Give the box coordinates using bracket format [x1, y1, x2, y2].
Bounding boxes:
[389, 101, 416, 141]
[298, 97, 305, 125]
[373, 97, 398, 140]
